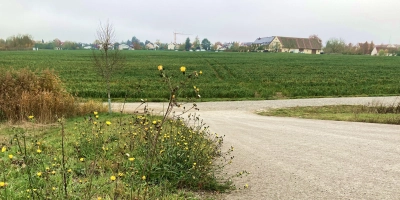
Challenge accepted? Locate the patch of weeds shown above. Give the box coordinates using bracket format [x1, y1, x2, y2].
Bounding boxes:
[259, 103, 400, 124]
[0, 65, 239, 199]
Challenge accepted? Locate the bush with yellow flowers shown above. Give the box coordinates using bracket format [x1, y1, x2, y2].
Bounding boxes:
[0, 66, 236, 199]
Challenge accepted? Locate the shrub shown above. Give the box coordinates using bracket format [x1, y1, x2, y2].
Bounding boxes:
[0, 68, 106, 123]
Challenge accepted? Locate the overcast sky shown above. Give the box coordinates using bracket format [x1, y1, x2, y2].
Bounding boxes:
[1, 0, 399, 45]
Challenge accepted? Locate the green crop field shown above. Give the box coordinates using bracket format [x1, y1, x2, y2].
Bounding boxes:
[1, 50, 399, 101]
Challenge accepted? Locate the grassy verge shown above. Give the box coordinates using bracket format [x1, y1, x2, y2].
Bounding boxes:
[258, 104, 400, 125]
[0, 111, 234, 199]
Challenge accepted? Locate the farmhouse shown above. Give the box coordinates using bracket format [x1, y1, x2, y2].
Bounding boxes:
[274, 36, 322, 54]
[252, 36, 322, 54]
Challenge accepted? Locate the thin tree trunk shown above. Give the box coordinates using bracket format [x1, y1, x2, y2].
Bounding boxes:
[107, 80, 111, 114]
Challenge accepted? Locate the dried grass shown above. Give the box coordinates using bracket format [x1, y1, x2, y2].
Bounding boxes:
[0, 68, 106, 124]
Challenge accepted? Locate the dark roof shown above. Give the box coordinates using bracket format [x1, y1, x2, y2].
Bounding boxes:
[253, 37, 274, 45]
[277, 36, 322, 50]
[241, 42, 253, 46]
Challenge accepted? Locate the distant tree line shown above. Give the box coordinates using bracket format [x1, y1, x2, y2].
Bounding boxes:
[119, 36, 212, 51]
[324, 38, 400, 56]
[324, 38, 375, 55]
[0, 34, 34, 50]
[0, 34, 87, 51]
[35, 38, 84, 50]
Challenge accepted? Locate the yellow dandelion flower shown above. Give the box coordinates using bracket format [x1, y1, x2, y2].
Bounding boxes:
[152, 120, 157, 125]
[118, 172, 124, 177]
[199, 70, 203, 75]
[37, 172, 42, 177]
[110, 176, 116, 181]
[180, 66, 186, 73]
[1, 146, 6, 152]
[95, 115, 99, 119]
[158, 65, 163, 71]
[8, 154, 13, 159]
[37, 149, 42, 153]
[28, 115, 34, 119]
[93, 121, 97, 125]
[80, 158, 84, 162]
[0, 182, 5, 187]
[45, 167, 50, 171]
[52, 187, 56, 191]
[128, 157, 135, 161]
[245, 184, 249, 188]
[106, 121, 111, 126]
[97, 197, 102, 200]
[51, 170, 56, 175]
[93, 111, 98, 115]
[67, 169, 72, 173]
[142, 175, 146, 180]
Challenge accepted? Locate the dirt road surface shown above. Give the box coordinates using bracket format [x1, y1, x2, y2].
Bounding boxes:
[112, 96, 400, 199]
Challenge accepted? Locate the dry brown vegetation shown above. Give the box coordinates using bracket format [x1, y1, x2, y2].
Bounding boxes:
[0, 68, 106, 123]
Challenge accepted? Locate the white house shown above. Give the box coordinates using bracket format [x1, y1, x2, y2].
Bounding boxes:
[168, 43, 176, 50]
[118, 44, 132, 50]
[371, 45, 397, 56]
[146, 43, 159, 50]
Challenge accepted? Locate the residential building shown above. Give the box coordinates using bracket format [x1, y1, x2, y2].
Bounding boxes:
[146, 43, 159, 50]
[371, 45, 398, 56]
[168, 43, 176, 50]
[275, 36, 322, 54]
[118, 44, 133, 50]
[253, 37, 274, 46]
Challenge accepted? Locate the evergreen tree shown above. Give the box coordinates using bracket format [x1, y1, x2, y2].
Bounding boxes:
[185, 37, 191, 51]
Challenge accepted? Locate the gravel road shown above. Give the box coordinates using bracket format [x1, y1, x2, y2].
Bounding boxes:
[112, 96, 400, 199]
